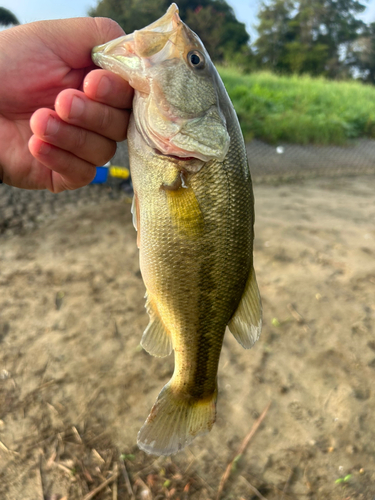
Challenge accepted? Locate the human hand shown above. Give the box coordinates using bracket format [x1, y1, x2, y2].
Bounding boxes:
[0, 17, 133, 192]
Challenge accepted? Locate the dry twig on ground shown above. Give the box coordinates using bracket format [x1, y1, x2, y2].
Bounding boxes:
[82, 469, 119, 500]
[216, 401, 272, 500]
[120, 456, 135, 500]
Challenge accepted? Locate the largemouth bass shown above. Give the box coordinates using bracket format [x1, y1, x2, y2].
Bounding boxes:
[92, 3, 262, 456]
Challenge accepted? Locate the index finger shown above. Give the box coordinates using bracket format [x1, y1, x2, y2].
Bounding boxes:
[83, 69, 134, 109]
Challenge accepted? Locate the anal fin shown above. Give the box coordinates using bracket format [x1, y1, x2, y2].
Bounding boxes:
[228, 267, 262, 349]
[141, 293, 173, 357]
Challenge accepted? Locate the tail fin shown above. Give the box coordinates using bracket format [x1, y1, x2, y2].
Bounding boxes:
[137, 383, 217, 456]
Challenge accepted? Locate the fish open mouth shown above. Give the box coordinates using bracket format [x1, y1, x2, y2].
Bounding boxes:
[153, 149, 205, 175]
[154, 148, 196, 162]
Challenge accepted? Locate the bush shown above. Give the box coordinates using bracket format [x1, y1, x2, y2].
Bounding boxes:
[218, 68, 375, 145]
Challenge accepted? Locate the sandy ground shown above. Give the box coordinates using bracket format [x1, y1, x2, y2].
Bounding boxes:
[0, 174, 374, 500]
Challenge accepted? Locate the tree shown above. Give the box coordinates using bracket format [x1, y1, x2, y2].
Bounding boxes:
[354, 23, 375, 83]
[88, 0, 251, 63]
[0, 7, 20, 27]
[181, 1, 249, 61]
[255, 0, 367, 78]
[254, 0, 294, 72]
[88, 0, 168, 35]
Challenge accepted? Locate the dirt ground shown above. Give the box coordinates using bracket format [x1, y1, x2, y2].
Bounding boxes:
[0, 173, 374, 500]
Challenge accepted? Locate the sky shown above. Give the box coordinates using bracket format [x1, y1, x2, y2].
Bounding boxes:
[3, 0, 375, 41]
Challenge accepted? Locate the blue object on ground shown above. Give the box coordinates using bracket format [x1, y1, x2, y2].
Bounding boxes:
[91, 165, 109, 184]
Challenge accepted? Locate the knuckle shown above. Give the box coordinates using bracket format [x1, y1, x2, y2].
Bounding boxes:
[98, 140, 117, 165]
[93, 17, 124, 40]
[79, 166, 96, 185]
[70, 164, 96, 188]
[98, 105, 112, 132]
[115, 117, 128, 142]
[109, 110, 129, 142]
[72, 127, 88, 151]
[107, 140, 117, 160]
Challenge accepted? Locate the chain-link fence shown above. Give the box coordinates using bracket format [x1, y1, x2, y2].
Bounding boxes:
[247, 138, 375, 181]
[2, 138, 375, 236]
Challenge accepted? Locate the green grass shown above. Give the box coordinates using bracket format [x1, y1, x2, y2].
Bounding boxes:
[218, 68, 375, 145]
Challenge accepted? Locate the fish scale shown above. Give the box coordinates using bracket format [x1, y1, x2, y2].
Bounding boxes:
[92, 3, 262, 455]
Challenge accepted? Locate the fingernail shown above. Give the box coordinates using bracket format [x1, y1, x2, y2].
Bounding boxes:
[45, 115, 60, 136]
[96, 75, 111, 98]
[38, 142, 51, 155]
[69, 95, 85, 118]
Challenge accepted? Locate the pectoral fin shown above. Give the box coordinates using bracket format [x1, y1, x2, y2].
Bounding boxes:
[131, 195, 137, 231]
[141, 293, 173, 357]
[228, 267, 262, 349]
[166, 180, 204, 239]
[131, 193, 141, 248]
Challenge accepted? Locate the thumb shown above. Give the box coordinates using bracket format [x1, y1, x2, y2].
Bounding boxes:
[32, 17, 125, 69]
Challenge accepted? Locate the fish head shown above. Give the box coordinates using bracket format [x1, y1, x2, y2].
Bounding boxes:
[92, 3, 230, 164]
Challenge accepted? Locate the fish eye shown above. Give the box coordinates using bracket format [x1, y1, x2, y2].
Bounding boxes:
[188, 50, 205, 70]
